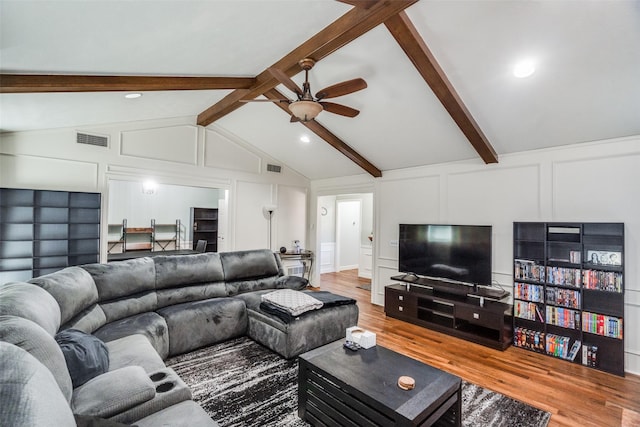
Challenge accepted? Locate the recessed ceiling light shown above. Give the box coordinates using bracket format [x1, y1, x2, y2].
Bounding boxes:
[125, 93, 142, 99]
[513, 59, 535, 78]
[300, 135, 311, 143]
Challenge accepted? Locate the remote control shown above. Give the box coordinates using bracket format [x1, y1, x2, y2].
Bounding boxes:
[343, 340, 361, 351]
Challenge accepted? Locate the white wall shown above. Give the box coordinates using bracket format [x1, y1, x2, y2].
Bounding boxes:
[0, 116, 310, 257]
[310, 134, 640, 375]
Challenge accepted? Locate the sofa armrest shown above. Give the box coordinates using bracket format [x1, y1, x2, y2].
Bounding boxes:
[275, 275, 308, 290]
[72, 366, 155, 419]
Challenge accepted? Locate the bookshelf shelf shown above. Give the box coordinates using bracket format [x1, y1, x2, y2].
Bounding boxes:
[513, 222, 625, 376]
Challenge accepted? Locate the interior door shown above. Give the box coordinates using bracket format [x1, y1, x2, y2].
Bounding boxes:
[337, 200, 361, 271]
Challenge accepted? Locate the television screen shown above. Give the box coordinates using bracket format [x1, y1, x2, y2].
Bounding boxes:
[398, 224, 492, 286]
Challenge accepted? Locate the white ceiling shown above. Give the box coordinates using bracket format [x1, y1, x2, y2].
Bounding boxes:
[2, 0, 639, 180]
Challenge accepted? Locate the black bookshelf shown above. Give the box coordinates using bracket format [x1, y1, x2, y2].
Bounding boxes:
[513, 222, 624, 376]
[190, 207, 218, 252]
[1, 188, 101, 283]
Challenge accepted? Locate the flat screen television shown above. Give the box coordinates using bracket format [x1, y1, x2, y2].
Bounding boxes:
[398, 224, 492, 286]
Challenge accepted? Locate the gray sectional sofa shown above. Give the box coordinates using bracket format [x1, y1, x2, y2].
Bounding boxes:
[0, 249, 359, 426]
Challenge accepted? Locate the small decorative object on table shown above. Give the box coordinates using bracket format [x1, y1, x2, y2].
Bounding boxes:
[397, 376, 415, 390]
[343, 341, 361, 351]
[346, 326, 376, 349]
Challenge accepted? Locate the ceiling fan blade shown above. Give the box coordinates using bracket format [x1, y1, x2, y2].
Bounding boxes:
[319, 102, 360, 118]
[239, 98, 289, 103]
[289, 116, 301, 123]
[268, 67, 303, 99]
[315, 78, 367, 100]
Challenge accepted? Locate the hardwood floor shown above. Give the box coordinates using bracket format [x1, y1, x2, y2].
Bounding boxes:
[319, 270, 640, 427]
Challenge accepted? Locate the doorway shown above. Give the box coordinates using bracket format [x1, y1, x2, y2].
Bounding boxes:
[317, 193, 373, 289]
[336, 199, 361, 271]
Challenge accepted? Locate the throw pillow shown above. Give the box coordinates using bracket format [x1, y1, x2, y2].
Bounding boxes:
[261, 289, 323, 316]
[55, 329, 109, 388]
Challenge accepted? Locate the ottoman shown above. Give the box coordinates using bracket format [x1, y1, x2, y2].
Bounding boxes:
[236, 290, 359, 359]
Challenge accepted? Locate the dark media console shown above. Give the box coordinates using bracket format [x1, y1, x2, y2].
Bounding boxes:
[385, 275, 513, 350]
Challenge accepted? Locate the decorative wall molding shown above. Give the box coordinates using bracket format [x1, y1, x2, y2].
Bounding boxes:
[120, 125, 198, 165]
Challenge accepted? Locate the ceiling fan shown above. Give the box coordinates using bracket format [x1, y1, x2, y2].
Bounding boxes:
[243, 58, 367, 122]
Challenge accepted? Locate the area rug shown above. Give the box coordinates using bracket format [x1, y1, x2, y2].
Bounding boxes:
[356, 283, 371, 291]
[166, 337, 550, 427]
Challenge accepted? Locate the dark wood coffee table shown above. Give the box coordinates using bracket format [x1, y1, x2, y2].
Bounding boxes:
[298, 340, 461, 426]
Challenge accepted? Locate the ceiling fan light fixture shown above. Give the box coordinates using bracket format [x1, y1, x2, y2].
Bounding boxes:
[513, 59, 535, 78]
[288, 100, 323, 122]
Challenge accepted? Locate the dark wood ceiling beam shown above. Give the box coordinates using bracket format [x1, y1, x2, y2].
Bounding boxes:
[384, 12, 499, 164]
[336, 0, 379, 9]
[197, 0, 418, 126]
[0, 74, 256, 93]
[264, 88, 382, 178]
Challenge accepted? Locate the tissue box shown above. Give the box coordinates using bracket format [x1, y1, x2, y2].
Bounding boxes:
[346, 326, 376, 349]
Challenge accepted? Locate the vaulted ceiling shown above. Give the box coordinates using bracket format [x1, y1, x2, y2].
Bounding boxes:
[1, 1, 639, 180]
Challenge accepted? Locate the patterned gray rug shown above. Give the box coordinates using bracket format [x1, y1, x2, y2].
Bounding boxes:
[166, 337, 550, 427]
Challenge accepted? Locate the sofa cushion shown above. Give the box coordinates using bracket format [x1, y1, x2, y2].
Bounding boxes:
[63, 303, 107, 334]
[154, 253, 224, 289]
[29, 267, 99, 325]
[155, 282, 228, 309]
[219, 249, 280, 282]
[55, 329, 110, 388]
[106, 334, 165, 374]
[99, 291, 158, 324]
[82, 258, 156, 301]
[0, 282, 61, 335]
[157, 298, 248, 356]
[224, 276, 282, 296]
[93, 312, 170, 359]
[71, 366, 155, 418]
[0, 315, 73, 402]
[0, 342, 76, 427]
[274, 275, 308, 290]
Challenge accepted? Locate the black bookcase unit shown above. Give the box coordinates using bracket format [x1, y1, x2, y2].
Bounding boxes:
[190, 207, 218, 252]
[513, 222, 624, 376]
[0, 188, 101, 283]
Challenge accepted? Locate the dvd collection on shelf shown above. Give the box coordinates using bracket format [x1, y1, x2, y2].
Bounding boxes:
[546, 266, 581, 287]
[514, 327, 545, 353]
[514, 282, 544, 302]
[514, 328, 583, 362]
[546, 306, 581, 330]
[582, 312, 623, 339]
[547, 334, 581, 361]
[514, 259, 545, 282]
[514, 300, 544, 322]
[545, 287, 580, 308]
[582, 270, 623, 292]
[582, 345, 599, 367]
